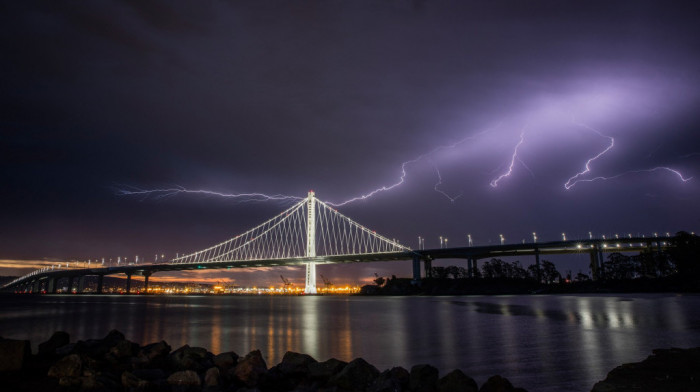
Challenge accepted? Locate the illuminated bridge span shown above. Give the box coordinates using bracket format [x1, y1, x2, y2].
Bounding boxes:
[2, 192, 673, 294]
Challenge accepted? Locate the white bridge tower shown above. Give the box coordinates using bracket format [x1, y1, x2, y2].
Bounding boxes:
[304, 191, 317, 294]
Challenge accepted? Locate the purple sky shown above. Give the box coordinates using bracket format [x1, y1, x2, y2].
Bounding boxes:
[2, 1, 699, 286]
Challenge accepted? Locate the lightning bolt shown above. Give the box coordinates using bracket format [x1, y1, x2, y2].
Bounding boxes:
[490, 130, 526, 187]
[564, 121, 691, 189]
[327, 126, 495, 206]
[567, 166, 692, 185]
[564, 122, 615, 190]
[115, 185, 303, 204]
[432, 163, 463, 203]
[117, 127, 494, 207]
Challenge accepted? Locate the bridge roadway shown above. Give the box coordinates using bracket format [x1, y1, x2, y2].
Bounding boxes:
[4, 237, 669, 294]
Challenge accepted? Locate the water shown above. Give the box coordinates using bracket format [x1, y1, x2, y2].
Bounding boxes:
[1, 293, 699, 391]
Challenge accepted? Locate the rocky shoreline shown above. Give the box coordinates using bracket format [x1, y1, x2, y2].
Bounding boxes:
[1, 331, 698, 392]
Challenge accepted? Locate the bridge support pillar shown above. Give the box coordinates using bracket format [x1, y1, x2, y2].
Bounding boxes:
[304, 263, 317, 294]
[467, 258, 474, 278]
[32, 280, 40, 294]
[598, 248, 605, 280]
[412, 256, 421, 284]
[535, 250, 541, 283]
[589, 246, 600, 280]
[96, 275, 104, 294]
[48, 278, 56, 294]
[78, 276, 86, 293]
[143, 272, 151, 294]
[125, 273, 132, 294]
[424, 259, 433, 278]
[67, 276, 75, 293]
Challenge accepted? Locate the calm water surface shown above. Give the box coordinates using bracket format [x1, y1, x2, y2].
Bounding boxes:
[1, 293, 699, 391]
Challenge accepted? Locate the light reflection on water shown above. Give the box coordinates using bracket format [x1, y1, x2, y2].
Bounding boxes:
[1, 293, 699, 392]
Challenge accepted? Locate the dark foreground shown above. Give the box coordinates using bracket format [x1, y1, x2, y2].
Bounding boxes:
[1, 332, 699, 392]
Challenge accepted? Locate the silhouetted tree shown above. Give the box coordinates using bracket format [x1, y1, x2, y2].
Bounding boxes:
[481, 259, 529, 279]
[603, 253, 636, 280]
[667, 231, 700, 279]
[574, 272, 591, 282]
[373, 276, 386, 287]
[539, 260, 561, 284]
[431, 266, 449, 279]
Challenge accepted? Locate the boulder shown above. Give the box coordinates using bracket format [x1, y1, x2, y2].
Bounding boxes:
[479, 375, 514, 392]
[135, 340, 171, 368]
[279, 351, 318, 375]
[591, 347, 700, 392]
[109, 338, 138, 358]
[438, 369, 478, 392]
[234, 349, 268, 387]
[102, 329, 126, 346]
[168, 344, 212, 371]
[329, 357, 380, 391]
[38, 331, 70, 358]
[48, 353, 83, 378]
[213, 351, 239, 371]
[410, 364, 439, 392]
[370, 366, 410, 392]
[308, 358, 347, 381]
[167, 370, 202, 392]
[0, 338, 31, 371]
[205, 366, 222, 387]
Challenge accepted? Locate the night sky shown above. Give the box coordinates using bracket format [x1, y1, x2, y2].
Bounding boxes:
[2, 1, 699, 286]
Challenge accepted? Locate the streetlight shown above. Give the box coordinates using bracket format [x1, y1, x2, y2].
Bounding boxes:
[418, 236, 422, 250]
[444, 238, 449, 248]
[499, 234, 505, 245]
[562, 232, 567, 241]
[440, 236, 444, 249]
[532, 232, 537, 243]
[588, 231, 593, 240]
[467, 234, 473, 247]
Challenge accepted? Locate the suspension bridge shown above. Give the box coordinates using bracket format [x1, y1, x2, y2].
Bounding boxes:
[2, 192, 672, 294]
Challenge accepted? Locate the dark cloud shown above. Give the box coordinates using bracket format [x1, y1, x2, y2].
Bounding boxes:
[1, 0, 699, 284]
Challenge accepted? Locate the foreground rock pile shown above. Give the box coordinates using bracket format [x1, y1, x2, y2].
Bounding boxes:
[0, 331, 526, 392]
[591, 347, 700, 392]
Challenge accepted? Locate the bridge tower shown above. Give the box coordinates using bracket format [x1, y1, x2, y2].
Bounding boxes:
[305, 191, 317, 294]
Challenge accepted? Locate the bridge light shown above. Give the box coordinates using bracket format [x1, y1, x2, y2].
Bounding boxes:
[589, 231, 593, 240]
[499, 234, 504, 245]
[562, 232, 567, 241]
[467, 234, 472, 247]
[532, 232, 537, 243]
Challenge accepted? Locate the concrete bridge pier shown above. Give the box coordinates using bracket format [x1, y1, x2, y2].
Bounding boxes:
[534, 249, 541, 283]
[32, 280, 40, 293]
[96, 275, 104, 294]
[67, 276, 75, 293]
[125, 273, 132, 294]
[589, 245, 602, 280]
[78, 276, 86, 293]
[424, 259, 433, 278]
[143, 272, 151, 293]
[48, 278, 56, 294]
[412, 256, 422, 284]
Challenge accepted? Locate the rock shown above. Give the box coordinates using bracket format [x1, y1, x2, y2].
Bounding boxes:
[48, 353, 83, 378]
[329, 357, 380, 391]
[410, 364, 439, 392]
[438, 369, 478, 392]
[279, 351, 318, 375]
[38, 331, 70, 357]
[102, 329, 126, 346]
[308, 358, 347, 380]
[234, 349, 268, 387]
[167, 370, 202, 391]
[479, 375, 514, 392]
[131, 368, 167, 381]
[135, 340, 171, 368]
[168, 344, 212, 371]
[48, 353, 84, 387]
[0, 338, 31, 371]
[203, 366, 219, 384]
[109, 338, 138, 358]
[370, 366, 410, 392]
[591, 347, 700, 392]
[213, 351, 239, 371]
